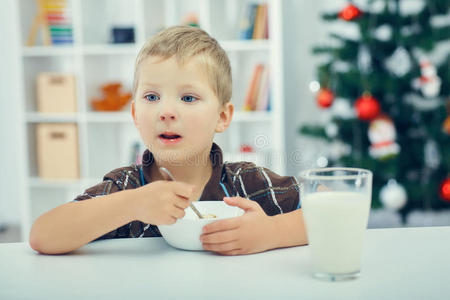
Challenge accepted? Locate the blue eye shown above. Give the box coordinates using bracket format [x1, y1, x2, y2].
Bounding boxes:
[145, 94, 160, 102]
[181, 95, 198, 103]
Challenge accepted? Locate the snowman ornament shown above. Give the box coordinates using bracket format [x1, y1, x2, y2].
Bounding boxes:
[412, 57, 442, 98]
[368, 115, 400, 159]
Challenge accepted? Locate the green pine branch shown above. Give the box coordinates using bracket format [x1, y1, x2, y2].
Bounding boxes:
[298, 125, 331, 141]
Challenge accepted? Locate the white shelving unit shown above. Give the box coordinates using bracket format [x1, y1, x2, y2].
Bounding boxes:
[14, 0, 285, 239]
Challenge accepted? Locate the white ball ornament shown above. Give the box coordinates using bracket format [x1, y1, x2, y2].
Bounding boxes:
[373, 24, 392, 41]
[332, 99, 355, 119]
[309, 80, 321, 93]
[380, 179, 407, 210]
[325, 123, 338, 138]
[316, 156, 329, 168]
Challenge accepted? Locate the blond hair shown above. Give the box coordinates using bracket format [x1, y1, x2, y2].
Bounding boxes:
[133, 26, 232, 105]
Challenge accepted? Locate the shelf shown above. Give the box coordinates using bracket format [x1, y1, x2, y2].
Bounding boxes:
[26, 112, 134, 123]
[28, 177, 103, 189]
[82, 112, 271, 123]
[223, 151, 268, 166]
[220, 40, 271, 52]
[24, 111, 272, 124]
[21, 40, 271, 57]
[86, 112, 133, 123]
[25, 112, 271, 124]
[83, 40, 272, 55]
[22, 46, 77, 57]
[26, 112, 79, 123]
[82, 44, 139, 56]
[233, 111, 273, 122]
[28, 177, 82, 188]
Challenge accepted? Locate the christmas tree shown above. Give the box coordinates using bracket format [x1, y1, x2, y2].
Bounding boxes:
[300, 0, 450, 221]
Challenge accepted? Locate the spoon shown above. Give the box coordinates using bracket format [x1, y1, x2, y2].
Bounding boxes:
[159, 167, 204, 219]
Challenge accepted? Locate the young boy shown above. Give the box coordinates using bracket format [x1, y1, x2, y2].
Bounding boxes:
[29, 26, 307, 255]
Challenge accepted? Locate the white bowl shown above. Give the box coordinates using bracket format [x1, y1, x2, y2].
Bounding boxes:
[158, 201, 244, 251]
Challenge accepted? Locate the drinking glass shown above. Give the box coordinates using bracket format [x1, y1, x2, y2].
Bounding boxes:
[299, 167, 372, 281]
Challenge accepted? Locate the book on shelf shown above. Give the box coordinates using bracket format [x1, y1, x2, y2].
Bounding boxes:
[239, 3, 257, 40]
[255, 66, 270, 111]
[264, 4, 269, 39]
[239, 3, 269, 40]
[243, 63, 271, 112]
[252, 3, 268, 39]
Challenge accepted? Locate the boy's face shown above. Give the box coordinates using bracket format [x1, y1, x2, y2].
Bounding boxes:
[132, 55, 233, 164]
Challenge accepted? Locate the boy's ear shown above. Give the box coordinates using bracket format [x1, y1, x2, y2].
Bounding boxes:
[215, 102, 234, 133]
[131, 100, 139, 129]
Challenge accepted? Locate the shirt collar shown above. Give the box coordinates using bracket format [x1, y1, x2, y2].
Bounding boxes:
[141, 143, 228, 201]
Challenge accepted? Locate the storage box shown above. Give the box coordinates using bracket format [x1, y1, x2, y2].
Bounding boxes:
[36, 123, 80, 179]
[37, 73, 77, 113]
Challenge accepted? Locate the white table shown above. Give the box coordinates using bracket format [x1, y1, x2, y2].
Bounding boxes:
[1, 227, 449, 300]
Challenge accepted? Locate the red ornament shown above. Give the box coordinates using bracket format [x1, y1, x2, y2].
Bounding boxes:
[439, 178, 450, 202]
[338, 4, 363, 21]
[355, 93, 381, 121]
[240, 144, 254, 153]
[317, 88, 334, 108]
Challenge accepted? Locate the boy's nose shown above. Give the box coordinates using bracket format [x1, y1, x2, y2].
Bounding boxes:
[158, 99, 178, 121]
[159, 111, 177, 121]
[160, 114, 176, 121]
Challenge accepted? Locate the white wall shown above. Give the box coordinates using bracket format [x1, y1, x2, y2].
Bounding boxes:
[282, 0, 339, 176]
[0, 0, 22, 224]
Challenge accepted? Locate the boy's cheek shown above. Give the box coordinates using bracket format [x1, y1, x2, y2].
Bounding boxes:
[136, 118, 154, 134]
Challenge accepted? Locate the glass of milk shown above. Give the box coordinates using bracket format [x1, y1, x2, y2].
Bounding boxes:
[299, 167, 372, 281]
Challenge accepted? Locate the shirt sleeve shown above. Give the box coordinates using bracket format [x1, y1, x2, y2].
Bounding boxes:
[257, 167, 301, 214]
[228, 162, 301, 216]
[73, 179, 120, 202]
[72, 167, 143, 240]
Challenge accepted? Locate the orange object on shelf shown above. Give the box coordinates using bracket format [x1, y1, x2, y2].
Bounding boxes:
[91, 82, 132, 111]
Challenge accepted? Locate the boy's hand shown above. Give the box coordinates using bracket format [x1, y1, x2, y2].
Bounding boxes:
[132, 181, 195, 225]
[200, 197, 277, 255]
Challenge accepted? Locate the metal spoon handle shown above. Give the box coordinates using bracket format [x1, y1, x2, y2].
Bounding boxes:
[159, 167, 203, 219]
[187, 201, 203, 219]
[159, 167, 175, 181]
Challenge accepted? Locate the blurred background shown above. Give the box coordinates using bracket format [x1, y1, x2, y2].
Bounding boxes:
[1, 0, 449, 242]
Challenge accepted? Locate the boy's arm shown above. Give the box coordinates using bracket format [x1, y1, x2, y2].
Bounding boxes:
[272, 209, 308, 248]
[29, 189, 138, 255]
[29, 180, 195, 255]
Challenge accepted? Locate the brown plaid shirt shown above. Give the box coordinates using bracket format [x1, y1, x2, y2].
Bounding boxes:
[74, 143, 301, 240]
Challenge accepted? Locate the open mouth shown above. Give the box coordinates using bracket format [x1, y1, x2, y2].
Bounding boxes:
[159, 133, 181, 139]
[158, 132, 183, 144]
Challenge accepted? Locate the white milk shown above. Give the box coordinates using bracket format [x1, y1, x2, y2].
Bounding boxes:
[302, 191, 371, 274]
